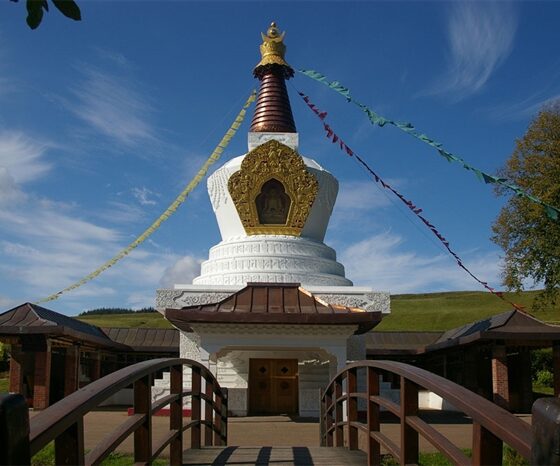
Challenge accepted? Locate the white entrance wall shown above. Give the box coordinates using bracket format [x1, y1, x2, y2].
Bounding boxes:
[179, 323, 360, 417]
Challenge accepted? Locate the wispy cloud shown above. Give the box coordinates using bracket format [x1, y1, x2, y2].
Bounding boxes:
[0, 131, 51, 184]
[336, 181, 392, 212]
[330, 180, 399, 231]
[0, 167, 25, 205]
[93, 47, 132, 69]
[67, 65, 157, 147]
[132, 186, 159, 206]
[486, 93, 560, 121]
[340, 231, 502, 293]
[425, 2, 517, 100]
[160, 256, 202, 288]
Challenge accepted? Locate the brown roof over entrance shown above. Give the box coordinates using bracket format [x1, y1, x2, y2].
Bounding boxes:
[165, 283, 381, 334]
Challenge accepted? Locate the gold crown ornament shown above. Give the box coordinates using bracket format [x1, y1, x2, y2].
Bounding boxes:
[254, 22, 292, 72]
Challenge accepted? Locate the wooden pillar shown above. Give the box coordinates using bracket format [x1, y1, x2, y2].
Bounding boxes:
[91, 351, 101, 381]
[553, 343, 560, 397]
[492, 345, 510, 410]
[8, 343, 23, 394]
[463, 348, 478, 392]
[518, 348, 533, 413]
[33, 340, 52, 409]
[64, 345, 80, 397]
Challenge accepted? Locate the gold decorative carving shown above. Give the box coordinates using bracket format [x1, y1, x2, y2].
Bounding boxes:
[228, 139, 318, 236]
[256, 21, 290, 69]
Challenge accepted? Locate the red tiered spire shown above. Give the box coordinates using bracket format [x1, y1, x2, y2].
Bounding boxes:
[249, 22, 296, 133]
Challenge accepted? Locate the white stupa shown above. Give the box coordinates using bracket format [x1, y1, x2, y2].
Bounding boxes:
[157, 22, 388, 313]
[154, 22, 389, 417]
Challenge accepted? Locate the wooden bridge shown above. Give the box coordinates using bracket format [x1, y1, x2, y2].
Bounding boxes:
[0, 357, 558, 465]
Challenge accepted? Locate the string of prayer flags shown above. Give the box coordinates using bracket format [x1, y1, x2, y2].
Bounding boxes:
[298, 90, 524, 311]
[298, 68, 560, 222]
[36, 90, 257, 304]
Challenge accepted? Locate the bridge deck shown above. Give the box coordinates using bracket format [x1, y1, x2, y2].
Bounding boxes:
[182, 446, 367, 465]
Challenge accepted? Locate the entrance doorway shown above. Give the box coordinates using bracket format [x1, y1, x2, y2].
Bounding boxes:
[249, 358, 298, 415]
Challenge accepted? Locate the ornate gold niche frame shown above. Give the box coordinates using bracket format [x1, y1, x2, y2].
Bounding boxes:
[228, 139, 319, 236]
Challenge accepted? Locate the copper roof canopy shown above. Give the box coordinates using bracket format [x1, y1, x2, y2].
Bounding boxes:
[165, 283, 381, 334]
[0, 302, 127, 350]
[249, 22, 296, 133]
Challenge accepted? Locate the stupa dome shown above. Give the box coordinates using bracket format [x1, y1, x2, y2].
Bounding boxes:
[192, 23, 351, 287]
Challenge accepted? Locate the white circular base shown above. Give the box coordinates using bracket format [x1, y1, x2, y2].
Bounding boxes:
[193, 235, 353, 287]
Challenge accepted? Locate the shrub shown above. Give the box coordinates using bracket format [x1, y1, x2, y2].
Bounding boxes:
[536, 369, 554, 387]
[531, 348, 553, 379]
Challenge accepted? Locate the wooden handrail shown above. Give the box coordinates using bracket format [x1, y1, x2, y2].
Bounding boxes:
[321, 360, 532, 466]
[9, 357, 228, 466]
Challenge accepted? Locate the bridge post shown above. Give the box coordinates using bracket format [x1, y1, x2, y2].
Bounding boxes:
[532, 397, 560, 465]
[170, 364, 183, 466]
[205, 376, 214, 446]
[347, 368, 358, 450]
[334, 377, 344, 447]
[367, 367, 380, 466]
[472, 422, 502, 465]
[0, 393, 30, 465]
[134, 374, 152, 464]
[191, 365, 202, 449]
[319, 388, 325, 447]
[222, 387, 228, 446]
[54, 419, 85, 465]
[400, 377, 419, 465]
[325, 386, 333, 447]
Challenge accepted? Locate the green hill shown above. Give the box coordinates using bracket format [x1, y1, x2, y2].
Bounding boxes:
[378, 290, 559, 331]
[77, 312, 173, 329]
[75, 290, 559, 332]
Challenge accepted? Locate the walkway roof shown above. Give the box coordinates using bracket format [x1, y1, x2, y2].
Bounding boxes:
[0, 303, 126, 349]
[0, 303, 178, 352]
[366, 310, 560, 356]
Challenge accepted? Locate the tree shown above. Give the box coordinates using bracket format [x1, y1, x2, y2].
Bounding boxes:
[10, 0, 81, 30]
[492, 104, 560, 308]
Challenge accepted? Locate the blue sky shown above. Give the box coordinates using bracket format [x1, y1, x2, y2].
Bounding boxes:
[0, 1, 559, 316]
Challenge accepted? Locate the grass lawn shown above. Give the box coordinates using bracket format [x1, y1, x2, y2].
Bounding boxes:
[32, 443, 167, 466]
[377, 290, 559, 331]
[73, 290, 559, 332]
[77, 312, 173, 329]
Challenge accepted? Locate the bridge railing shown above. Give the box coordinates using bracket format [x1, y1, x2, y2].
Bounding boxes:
[0, 357, 227, 466]
[320, 360, 532, 466]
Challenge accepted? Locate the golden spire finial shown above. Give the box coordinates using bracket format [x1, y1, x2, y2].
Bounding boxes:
[255, 21, 291, 72]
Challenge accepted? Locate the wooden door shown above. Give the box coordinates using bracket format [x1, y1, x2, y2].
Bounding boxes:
[249, 359, 298, 415]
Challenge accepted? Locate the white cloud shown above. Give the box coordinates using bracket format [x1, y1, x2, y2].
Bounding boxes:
[160, 256, 202, 288]
[0, 295, 16, 311]
[95, 201, 146, 224]
[93, 47, 131, 69]
[132, 187, 159, 206]
[0, 131, 51, 183]
[330, 180, 397, 231]
[426, 2, 517, 100]
[487, 94, 560, 121]
[0, 167, 25, 205]
[336, 181, 392, 212]
[68, 66, 157, 147]
[340, 231, 502, 293]
[126, 291, 156, 309]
